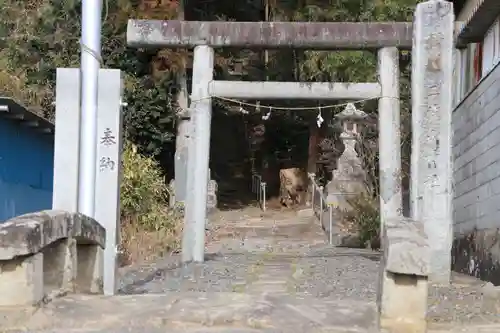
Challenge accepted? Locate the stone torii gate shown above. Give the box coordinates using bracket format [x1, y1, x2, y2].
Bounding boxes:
[126, 0, 454, 284]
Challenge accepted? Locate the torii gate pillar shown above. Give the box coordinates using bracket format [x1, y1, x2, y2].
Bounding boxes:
[183, 45, 214, 262]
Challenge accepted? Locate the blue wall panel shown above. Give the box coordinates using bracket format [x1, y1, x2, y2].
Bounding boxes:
[0, 117, 54, 222]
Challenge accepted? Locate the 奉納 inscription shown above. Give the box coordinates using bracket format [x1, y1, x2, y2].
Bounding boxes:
[99, 157, 116, 172]
[100, 128, 117, 146]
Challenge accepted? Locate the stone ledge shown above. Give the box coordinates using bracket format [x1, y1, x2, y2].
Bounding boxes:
[383, 217, 430, 276]
[0, 210, 105, 260]
[0, 210, 106, 307]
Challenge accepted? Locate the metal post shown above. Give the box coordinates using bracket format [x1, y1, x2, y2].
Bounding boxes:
[309, 173, 315, 209]
[262, 182, 267, 212]
[328, 205, 333, 245]
[319, 185, 324, 225]
[258, 176, 262, 202]
[78, 0, 103, 218]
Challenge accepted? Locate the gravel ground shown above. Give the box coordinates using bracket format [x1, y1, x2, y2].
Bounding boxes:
[119, 246, 380, 297]
[117, 208, 500, 327]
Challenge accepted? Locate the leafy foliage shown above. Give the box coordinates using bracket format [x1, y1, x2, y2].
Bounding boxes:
[119, 141, 182, 264]
[0, 0, 420, 158]
[121, 141, 177, 230]
[344, 194, 381, 249]
[0, 0, 423, 253]
[0, 0, 180, 156]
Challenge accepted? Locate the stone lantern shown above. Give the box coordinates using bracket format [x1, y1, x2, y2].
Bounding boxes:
[331, 102, 367, 179]
[323, 102, 369, 241]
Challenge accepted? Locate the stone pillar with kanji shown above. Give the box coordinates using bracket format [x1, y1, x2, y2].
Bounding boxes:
[95, 69, 124, 295]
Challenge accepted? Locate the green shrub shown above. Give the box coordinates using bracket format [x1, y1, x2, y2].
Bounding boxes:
[119, 141, 182, 265]
[344, 194, 380, 249]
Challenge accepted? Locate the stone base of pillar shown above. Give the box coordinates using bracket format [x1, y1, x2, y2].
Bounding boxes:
[378, 271, 428, 333]
[377, 217, 430, 333]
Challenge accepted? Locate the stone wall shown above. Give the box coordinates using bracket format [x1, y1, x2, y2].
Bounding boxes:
[452, 61, 500, 285]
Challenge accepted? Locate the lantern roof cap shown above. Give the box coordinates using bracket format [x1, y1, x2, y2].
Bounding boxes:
[335, 103, 367, 120]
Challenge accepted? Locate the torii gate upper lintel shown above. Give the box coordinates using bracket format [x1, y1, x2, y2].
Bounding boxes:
[127, 20, 414, 50]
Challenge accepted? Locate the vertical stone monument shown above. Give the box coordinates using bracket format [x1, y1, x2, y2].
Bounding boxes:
[411, 0, 454, 284]
[323, 103, 368, 239]
[94, 69, 124, 296]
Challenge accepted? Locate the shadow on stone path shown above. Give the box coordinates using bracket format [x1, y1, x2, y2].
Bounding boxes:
[8, 207, 500, 332]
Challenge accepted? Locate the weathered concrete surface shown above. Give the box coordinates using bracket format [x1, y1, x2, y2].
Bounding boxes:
[382, 217, 429, 276]
[0, 252, 44, 307]
[127, 20, 414, 50]
[0, 210, 105, 307]
[7, 293, 377, 333]
[0, 210, 105, 260]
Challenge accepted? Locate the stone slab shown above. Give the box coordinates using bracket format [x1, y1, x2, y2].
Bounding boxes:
[0, 252, 44, 306]
[0, 210, 105, 260]
[382, 217, 429, 276]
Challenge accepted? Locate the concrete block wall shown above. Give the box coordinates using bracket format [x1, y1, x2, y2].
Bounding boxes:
[0, 107, 54, 222]
[452, 61, 500, 285]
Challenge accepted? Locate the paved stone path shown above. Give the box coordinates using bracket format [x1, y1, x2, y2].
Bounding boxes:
[5, 207, 500, 332]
